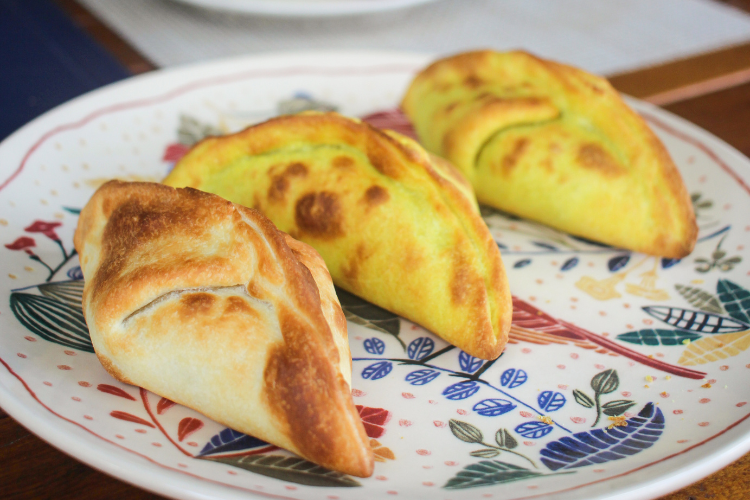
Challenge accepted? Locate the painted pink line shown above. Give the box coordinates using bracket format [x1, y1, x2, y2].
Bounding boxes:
[0, 356, 301, 500]
[0, 63, 420, 192]
[140, 387, 193, 458]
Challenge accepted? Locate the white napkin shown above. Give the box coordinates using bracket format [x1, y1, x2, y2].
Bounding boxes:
[79, 0, 750, 75]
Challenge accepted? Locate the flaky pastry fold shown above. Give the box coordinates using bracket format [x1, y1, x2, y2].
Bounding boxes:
[74, 180, 373, 477]
[164, 112, 511, 360]
[402, 50, 697, 258]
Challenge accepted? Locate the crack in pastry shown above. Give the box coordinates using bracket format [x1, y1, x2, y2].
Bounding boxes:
[74, 180, 373, 477]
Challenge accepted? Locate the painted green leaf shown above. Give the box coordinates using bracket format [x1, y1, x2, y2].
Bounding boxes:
[10, 292, 93, 353]
[203, 455, 360, 487]
[470, 449, 500, 458]
[675, 284, 724, 314]
[717, 279, 750, 325]
[38, 280, 84, 309]
[443, 460, 544, 489]
[591, 369, 618, 395]
[616, 329, 701, 346]
[573, 389, 594, 408]
[602, 400, 636, 416]
[449, 419, 483, 444]
[335, 286, 404, 349]
[495, 429, 517, 450]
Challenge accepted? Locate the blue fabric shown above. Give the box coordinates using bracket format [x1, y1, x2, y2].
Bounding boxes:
[0, 0, 132, 140]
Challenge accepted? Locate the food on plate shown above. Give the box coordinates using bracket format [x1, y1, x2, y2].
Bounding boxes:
[74, 180, 373, 477]
[164, 111, 512, 360]
[401, 50, 697, 258]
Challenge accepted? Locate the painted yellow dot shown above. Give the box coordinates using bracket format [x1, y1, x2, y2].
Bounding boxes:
[50, 190, 58, 196]
[645, 375, 654, 383]
[82, 163, 90, 170]
[24, 266, 34, 272]
[54, 213, 64, 220]
[691, 279, 704, 285]
[40, 199, 48, 205]
[73, 182, 80, 188]
[61, 164, 69, 172]
[79, 138, 87, 146]
[55, 143, 62, 150]
[0, 219, 7, 226]
[682, 339, 691, 345]
[8, 274, 17, 279]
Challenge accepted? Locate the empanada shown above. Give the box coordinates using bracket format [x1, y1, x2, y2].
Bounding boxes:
[74, 180, 373, 478]
[401, 50, 697, 258]
[164, 112, 511, 360]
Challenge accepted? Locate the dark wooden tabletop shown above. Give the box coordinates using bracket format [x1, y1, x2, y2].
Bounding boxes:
[2, 1, 750, 498]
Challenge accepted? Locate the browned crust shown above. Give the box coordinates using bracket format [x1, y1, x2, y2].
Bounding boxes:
[75, 180, 373, 477]
[402, 50, 698, 259]
[166, 112, 512, 360]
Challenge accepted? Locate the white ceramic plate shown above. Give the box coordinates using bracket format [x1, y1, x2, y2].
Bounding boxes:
[1, 51, 750, 500]
[170, 0, 440, 17]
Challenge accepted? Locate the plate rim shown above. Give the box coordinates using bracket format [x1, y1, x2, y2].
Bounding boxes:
[168, 0, 440, 17]
[0, 49, 749, 500]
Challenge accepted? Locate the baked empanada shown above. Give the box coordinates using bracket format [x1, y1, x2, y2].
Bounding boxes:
[74, 180, 373, 478]
[164, 112, 511, 360]
[401, 50, 697, 258]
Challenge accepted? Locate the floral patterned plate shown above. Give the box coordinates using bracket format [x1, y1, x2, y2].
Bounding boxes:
[1, 51, 749, 500]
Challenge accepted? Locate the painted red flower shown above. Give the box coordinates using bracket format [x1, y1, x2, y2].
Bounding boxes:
[162, 143, 189, 163]
[357, 405, 391, 439]
[5, 236, 36, 252]
[24, 220, 62, 241]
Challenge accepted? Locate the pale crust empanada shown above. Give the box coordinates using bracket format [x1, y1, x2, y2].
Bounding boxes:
[401, 50, 698, 258]
[74, 180, 373, 478]
[164, 112, 511, 360]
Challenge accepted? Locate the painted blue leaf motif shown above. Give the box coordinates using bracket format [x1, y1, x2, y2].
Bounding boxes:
[407, 337, 435, 360]
[540, 403, 664, 471]
[532, 241, 558, 251]
[198, 428, 269, 457]
[443, 381, 480, 400]
[66, 266, 84, 280]
[643, 306, 749, 333]
[514, 421, 553, 439]
[538, 391, 566, 412]
[363, 337, 385, 355]
[561, 257, 579, 271]
[661, 258, 681, 269]
[608, 255, 630, 272]
[496, 242, 508, 250]
[717, 279, 750, 325]
[500, 368, 528, 389]
[405, 369, 439, 386]
[63, 207, 81, 215]
[362, 361, 392, 380]
[459, 351, 483, 373]
[472, 399, 516, 417]
[514, 259, 532, 269]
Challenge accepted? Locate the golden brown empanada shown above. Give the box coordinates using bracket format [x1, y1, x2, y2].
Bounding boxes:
[74, 180, 373, 478]
[163, 112, 511, 360]
[401, 50, 697, 258]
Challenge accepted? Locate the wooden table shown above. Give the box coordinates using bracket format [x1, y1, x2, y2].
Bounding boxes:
[2, 1, 750, 498]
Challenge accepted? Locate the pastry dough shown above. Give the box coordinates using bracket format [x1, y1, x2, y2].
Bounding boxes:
[164, 112, 511, 360]
[401, 50, 697, 258]
[74, 180, 373, 477]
